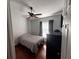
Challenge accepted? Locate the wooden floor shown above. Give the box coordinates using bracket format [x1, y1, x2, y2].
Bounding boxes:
[15, 44, 46, 59]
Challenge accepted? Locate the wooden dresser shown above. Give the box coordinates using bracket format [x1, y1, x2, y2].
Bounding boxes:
[46, 32, 62, 59]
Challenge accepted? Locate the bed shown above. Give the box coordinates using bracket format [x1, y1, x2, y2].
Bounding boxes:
[17, 33, 45, 53]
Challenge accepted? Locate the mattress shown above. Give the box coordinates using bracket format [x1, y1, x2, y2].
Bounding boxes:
[18, 33, 45, 53]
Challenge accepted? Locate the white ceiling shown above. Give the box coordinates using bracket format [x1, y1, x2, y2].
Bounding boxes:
[11, 0, 65, 18]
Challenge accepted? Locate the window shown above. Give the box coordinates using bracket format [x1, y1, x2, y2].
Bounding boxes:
[42, 21, 49, 38]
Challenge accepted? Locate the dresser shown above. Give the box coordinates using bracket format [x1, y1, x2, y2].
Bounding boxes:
[46, 32, 62, 59]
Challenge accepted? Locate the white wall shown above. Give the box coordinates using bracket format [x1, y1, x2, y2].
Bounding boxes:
[10, 1, 28, 45]
[29, 14, 61, 35]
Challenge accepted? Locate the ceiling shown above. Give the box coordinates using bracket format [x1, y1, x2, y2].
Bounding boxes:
[11, 0, 65, 18]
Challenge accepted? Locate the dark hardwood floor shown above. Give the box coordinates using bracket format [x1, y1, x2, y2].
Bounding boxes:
[15, 44, 46, 59]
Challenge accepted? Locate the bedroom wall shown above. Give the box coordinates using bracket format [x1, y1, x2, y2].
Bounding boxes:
[10, 1, 28, 45]
[31, 20, 40, 35]
[40, 14, 61, 31]
[29, 14, 61, 35]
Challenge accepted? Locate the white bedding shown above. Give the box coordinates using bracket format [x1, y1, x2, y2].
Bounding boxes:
[18, 33, 45, 53]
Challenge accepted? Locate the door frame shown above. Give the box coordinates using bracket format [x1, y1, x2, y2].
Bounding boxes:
[7, 0, 16, 59]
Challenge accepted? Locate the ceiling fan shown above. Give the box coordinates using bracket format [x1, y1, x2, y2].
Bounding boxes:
[13, 0, 42, 19]
[26, 7, 42, 19]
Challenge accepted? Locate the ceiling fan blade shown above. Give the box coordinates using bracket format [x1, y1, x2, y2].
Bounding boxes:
[23, 16, 34, 19]
[33, 15, 38, 17]
[22, 15, 29, 18]
[26, 17, 31, 19]
[34, 13, 42, 15]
